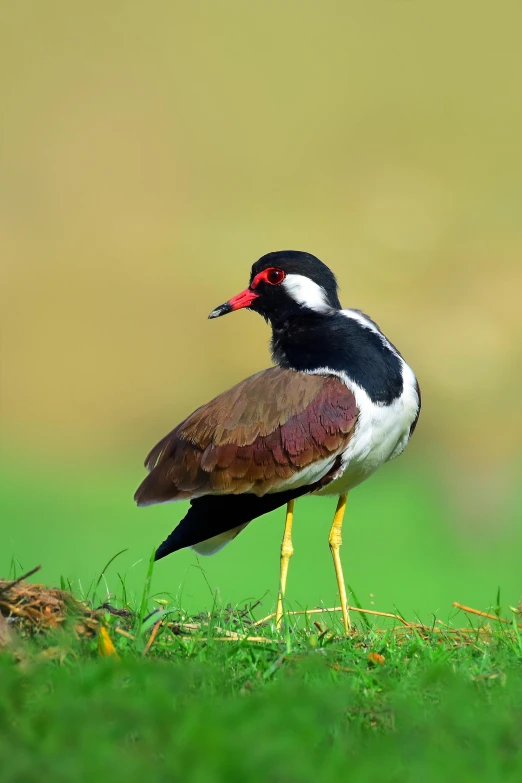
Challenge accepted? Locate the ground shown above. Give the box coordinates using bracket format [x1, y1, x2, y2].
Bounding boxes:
[1, 563, 522, 783]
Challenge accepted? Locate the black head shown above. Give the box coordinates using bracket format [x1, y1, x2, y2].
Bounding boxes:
[208, 250, 342, 322]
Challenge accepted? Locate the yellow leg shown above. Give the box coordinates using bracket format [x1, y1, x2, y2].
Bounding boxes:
[275, 500, 295, 630]
[329, 493, 351, 634]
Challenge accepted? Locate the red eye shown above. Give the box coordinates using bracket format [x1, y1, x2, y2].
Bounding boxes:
[250, 267, 286, 289]
[265, 268, 285, 285]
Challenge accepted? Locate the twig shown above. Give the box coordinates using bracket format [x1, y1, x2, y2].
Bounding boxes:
[452, 602, 511, 625]
[166, 621, 252, 639]
[1, 566, 42, 590]
[253, 606, 411, 628]
[114, 627, 136, 640]
[143, 620, 162, 656]
[0, 601, 35, 618]
[167, 621, 202, 633]
[99, 603, 133, 618]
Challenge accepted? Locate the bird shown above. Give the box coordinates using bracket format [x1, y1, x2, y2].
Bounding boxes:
[134, 250, 421, 634]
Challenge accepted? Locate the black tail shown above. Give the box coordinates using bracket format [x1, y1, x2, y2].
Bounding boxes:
[155, 485, 312, 562]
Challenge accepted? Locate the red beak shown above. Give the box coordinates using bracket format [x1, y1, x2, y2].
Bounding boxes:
[208, 288, 259, 319]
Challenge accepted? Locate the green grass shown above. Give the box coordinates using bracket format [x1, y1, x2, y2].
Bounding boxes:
[2, 455, 522, 781]
[2, 659, 522, 783]
[3, 549, 522, 783]
[2, 588, 522, 783]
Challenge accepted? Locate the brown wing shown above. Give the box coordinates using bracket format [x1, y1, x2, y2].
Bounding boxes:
[134, 367, 357, 506]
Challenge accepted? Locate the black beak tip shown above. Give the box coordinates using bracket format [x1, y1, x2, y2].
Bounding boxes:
[208, 302, 232, 319]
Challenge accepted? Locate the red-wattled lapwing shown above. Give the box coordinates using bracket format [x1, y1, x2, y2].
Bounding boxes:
[135, 251, 421, 633]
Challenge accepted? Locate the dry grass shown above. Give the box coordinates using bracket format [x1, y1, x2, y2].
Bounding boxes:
[1, 566, 520, 659]
[0, 566, 100, 644]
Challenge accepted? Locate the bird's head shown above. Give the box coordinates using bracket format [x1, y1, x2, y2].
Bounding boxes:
[208, 250, 342, 323]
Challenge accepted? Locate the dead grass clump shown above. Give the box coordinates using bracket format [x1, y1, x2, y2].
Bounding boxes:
[0, 566, 99, 643]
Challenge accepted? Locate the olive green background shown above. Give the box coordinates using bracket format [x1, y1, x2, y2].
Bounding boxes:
[1, 1, 521, 619]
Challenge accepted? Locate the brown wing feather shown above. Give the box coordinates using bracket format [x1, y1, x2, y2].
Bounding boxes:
[134, 367, 357, 506]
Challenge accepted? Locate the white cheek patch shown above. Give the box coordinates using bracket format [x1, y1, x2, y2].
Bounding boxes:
[283, 274, 331, 312]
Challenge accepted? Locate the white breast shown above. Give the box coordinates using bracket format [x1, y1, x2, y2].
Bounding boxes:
[315, 310, 420, 496]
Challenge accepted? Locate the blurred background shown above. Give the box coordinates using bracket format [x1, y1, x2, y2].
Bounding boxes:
[1, 1, 521, 620]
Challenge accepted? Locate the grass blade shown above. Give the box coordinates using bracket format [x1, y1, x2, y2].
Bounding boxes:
[347, 583, 372, 631]
[137, 548, 156, 633]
